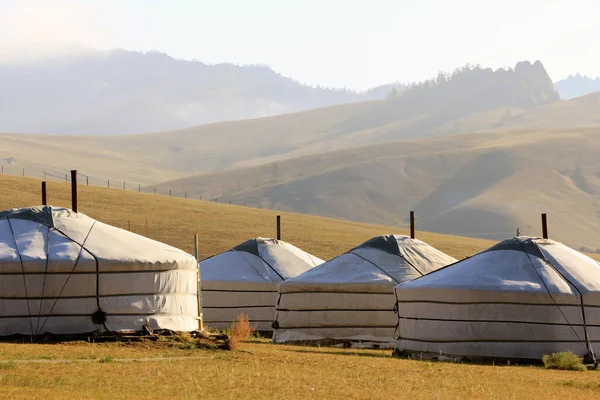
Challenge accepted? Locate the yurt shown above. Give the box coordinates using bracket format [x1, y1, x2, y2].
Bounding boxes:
[199, 238, 324, 332]
[0, 206, 200, 337]
[272, 235, 457, 347]
[394, 236, 600, 361]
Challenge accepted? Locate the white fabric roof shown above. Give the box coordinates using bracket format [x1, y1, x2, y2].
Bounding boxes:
[0, 206, 199, 336]
[272, 235, 457, 346]
[199, 237, 323, 331]
[394, 236, 600, 360]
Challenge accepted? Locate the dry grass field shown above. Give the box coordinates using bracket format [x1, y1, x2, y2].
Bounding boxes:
[2, 174, 600, 398]
[0, 339, 599, 400]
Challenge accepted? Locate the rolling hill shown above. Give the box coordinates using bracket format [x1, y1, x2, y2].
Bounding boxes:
[152, 126, 600, 252]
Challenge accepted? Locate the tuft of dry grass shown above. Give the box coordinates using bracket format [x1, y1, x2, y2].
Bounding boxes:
[542, 351, 587, 371]
[227, 314, 256, 351]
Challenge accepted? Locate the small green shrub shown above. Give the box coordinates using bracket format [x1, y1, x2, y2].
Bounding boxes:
[542, 351, 586, 371]
[98, 356, 114, 363]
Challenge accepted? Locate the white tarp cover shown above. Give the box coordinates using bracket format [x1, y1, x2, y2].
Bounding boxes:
[0, 206, 199, 336]
[272, 235, 457, 346]
[394, 236, 600, 360]
[199, 238, 323, 331]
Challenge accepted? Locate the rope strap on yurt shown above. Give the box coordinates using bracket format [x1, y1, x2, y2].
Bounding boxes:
[51, 224, 112, 336]
[35, 225, 52, 335]
[6, 218, 35, 338]
[518, 239, 597, 366]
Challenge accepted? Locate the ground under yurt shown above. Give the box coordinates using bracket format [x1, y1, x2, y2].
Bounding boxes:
[272, 235, 457, 347]
[199, 238, 324, 332]
[394, 236, 600, 361]
[0, 206, 200, 337]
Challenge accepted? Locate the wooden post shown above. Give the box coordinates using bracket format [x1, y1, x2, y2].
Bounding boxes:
[138, 184, 141, 193]
[86, 176, 89, 186]
[22, 168, 25, 177]
[64, 173, 67, 182]
[185, 192, 187, 199]
[1, 165, 3, 174]
[108, 179, 110, 188]
[542, 213, 548, 239]
[41, 181, 47, 205]
[276, 215, 281, 240]
[410, 211, 415, 239]
[169, 189, 172, 197]
[71, 170, 78, 213]
[194, 233, 203, 331]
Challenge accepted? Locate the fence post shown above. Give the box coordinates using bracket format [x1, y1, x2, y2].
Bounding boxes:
[138, 184, 141, 193]
[169, 189, 171, 197]
[185, 192, 187, 199]
[41, 181, 47, 205]
[276, 215, 281, 240]
[86, 176, 89, 186]
[64, 173, 67, 182]
[542, 213, 548, 239]
[108, 179, 110, 188]
[71, 170, 78, 213]
[23, 168, 25, 177]
[410, 211, 415, 239]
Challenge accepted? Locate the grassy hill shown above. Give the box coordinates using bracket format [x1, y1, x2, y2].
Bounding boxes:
[0, 174, 494, 261]
[154, 126, 600, 252]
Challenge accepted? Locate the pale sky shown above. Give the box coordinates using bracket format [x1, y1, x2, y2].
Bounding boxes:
[0, 0, 598, 90]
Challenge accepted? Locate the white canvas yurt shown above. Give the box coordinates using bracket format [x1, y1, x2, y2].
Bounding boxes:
[199, 238, 323, 332]
[0, 206, 200, 337]
[394, 236, 600, 361]
[272, 235, 457, 347]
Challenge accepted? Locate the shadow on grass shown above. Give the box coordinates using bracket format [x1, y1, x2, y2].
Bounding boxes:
[281, 347, 393, 359]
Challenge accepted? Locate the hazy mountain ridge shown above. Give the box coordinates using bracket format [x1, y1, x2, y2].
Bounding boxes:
[554, 74, 600, 100]
[0, 49, 404, 135]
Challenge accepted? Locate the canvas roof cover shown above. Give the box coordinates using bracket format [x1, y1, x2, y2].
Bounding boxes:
[0, 206, 199, 336]
[394, 236, 600, 361]
[272, 235, 457, 346]
[199, 238, 323, 331]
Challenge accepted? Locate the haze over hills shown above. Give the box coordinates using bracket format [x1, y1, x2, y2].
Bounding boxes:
[0, 49, 403, 135]
[0, 46, 597, 137]
[554, 74, 600, 100]
[0, 60, 563, 184]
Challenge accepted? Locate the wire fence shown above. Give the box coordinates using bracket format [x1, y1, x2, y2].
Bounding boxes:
[3, 163, 589, 251]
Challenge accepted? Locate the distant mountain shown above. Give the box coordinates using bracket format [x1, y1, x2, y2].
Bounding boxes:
[554, 74, 600, 100]
[0, 49, 404, 135]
